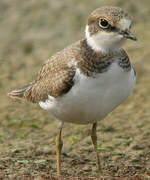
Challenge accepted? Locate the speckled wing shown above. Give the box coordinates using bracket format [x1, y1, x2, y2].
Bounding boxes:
[8, 41, 81, 103]
[23, 45, 79, 103]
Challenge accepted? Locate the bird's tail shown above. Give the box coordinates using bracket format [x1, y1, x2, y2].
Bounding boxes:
[8, 84, 32, 100]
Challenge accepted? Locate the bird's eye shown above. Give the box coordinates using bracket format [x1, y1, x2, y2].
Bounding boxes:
[99, 19, 109, 28]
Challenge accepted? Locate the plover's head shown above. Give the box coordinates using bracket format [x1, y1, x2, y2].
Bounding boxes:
[86, 6, 137, 52]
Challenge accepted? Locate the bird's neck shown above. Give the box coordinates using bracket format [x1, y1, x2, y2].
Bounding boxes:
[85, 25, 122, 53]
[80, 38, 123, 64]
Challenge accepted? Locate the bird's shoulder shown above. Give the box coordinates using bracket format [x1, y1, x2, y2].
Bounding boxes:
[76, 40, 131, 76]
[24, 40, 82, 103]
[117, 48, 131, 71]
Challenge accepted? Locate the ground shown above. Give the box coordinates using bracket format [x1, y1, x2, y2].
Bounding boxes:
[0, 0, 150, 179]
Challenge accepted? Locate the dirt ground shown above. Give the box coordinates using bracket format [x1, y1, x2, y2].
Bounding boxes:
[0, 0, 150, 179]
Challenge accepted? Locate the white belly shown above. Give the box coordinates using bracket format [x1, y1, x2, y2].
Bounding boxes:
[39, 62, 136, 124]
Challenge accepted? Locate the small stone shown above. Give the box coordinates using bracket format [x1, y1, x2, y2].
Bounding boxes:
[43, 147, 56, 155]
[82, 165, 92, 172]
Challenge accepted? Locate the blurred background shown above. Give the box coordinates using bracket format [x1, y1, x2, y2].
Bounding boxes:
[0, 0, 150, 178]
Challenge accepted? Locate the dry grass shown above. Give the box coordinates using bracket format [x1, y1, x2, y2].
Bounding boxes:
[0, 0, 150, 179]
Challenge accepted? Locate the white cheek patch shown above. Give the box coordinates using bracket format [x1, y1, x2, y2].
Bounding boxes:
[85, 25, 126, 52]
[119, 18, 131, 31]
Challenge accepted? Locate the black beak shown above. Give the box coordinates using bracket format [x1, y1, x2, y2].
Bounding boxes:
[119, 30, 137, 41]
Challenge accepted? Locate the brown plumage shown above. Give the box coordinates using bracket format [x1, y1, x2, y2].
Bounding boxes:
[88, 7, 129, 24]
[8, 41, 79, 103]
[8, 39, 131, 103]
[78, 39, 131, 76]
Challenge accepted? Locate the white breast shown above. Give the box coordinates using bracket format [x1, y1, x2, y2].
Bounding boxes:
[39, 62, 136, 124]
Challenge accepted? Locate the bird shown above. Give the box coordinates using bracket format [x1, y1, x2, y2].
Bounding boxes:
[8, 6, 137, 176]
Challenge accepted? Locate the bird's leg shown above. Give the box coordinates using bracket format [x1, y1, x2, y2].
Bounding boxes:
[91, 122, 101, 170]
[56, 121, 63, 176]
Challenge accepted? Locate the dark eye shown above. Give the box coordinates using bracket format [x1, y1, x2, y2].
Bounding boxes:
[99, 19, 109, 28]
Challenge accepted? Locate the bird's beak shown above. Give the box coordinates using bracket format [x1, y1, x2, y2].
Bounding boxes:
[119, 30, 137, 41]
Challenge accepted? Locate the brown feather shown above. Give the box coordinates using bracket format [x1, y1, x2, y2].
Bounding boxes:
[8, 84, 33, 100]
[8, 39, 131, 103]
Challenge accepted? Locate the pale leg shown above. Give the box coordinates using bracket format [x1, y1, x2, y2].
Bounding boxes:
[91, 122, 101, 170]
[56, 121, 63, 176]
